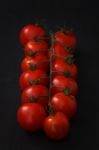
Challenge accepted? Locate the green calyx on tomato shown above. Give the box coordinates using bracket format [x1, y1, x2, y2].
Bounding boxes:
[29, 50, 36, 57]
[56, 27, 67, 34]
[63, 71, 71, 77]
[29, 79, 40, 85]
[28, 63, 36, 70]
[65, 56, 73, 64]
[29, 95, 49, 103]
[63, 88, 71, 96]
[29, 96, 37, 102]
[66, 47, 72, 53]
[35, 20, 47, 31]
[34, 38, 41, 43]
[58, 29, 73, 35]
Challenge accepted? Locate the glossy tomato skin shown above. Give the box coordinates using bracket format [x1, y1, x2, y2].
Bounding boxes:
[17, 103, 46, 131]
[51, 93, 77, 118]
[53, 42, 70, 58]
[21, 54, 49, 73]
[25, 40, 49, 56]
[43, 112, 70, 140]
[52, 59, 78, 79]
[21, 85, 48, 106]
[19, 70, 48, 90]
[19, 25, 47, 46]
[52, 75, 78, 96]
[54, 31, 77, 51]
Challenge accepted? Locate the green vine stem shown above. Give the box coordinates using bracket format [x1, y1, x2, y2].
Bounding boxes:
[48, 33, 54, 103]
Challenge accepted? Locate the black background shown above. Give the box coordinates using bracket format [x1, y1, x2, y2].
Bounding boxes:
[0, 0, 99, 149]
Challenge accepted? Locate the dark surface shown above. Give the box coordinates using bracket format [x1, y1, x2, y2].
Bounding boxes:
[0, 0, 99, 149]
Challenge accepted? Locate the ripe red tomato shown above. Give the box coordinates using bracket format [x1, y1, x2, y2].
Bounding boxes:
[53, 42, 70, 58]
[52, 75, 78, 96]
[52, 58, 78, 79]
[19, 24, 47, 46]
[51, 93, 77, 118]
[17, 103, 46, 131]
[43, 112, 70, 140]
[19, 70, 48, 90]
[54, 31, 77, 51]
[21, 54, 49, 73]
[21, 85, 49, 106]
[25, 40, 49, 57]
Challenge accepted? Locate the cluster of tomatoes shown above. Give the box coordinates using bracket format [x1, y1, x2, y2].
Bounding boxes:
[17, 24, 78, 140]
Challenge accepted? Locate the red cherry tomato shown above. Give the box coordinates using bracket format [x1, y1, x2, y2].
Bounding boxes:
[43, 112, 70, 140]
[21, 85, 49, 106]
[53, 42, 70, 58]
[17, 103, 46, 131]
[19, 24, 47, 46]
[19, 70, 48, 90]
[25, 40, 49, 57]
[21, 54, 49, 73]
[52, 75, 78, 96]
[54, 31, 77, 51]
[51, 93, 77, 118]
[52, 58, 78, 79]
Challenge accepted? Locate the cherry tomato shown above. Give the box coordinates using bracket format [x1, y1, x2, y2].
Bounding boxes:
[19, 24, 47, 46]
[51, 93, 77, 118]
[25, 40, 49, 57]
[52, 75, 78, 96]
[53, 42, 70, 58]
[19, 70, 48, 90]
[21, 85, 49, 106]
[21, 54, 49, 73]
[43, 112, 70, 140]
[17, 103, 46, 131]
[54, 30, 77, 51]
[52, 57, 78, 79]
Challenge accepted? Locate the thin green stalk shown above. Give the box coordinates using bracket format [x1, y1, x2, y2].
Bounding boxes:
[49, 33, 54, 102]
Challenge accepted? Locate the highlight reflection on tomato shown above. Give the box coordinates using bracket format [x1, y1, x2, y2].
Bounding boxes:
[52, 75, 78, 96]
[21, 85, 49, 106]
[25, 40, 49, 57]
[43, 112, 70, 140]
[51, 92, 77, 118]
[17, 103, 46, 131]
[19, 70, 48, 90]
[54, 30, 77, 51]
[52, 58, 78, 79]
[19, 24, 47, 46]
[21, 54, 49, 73]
